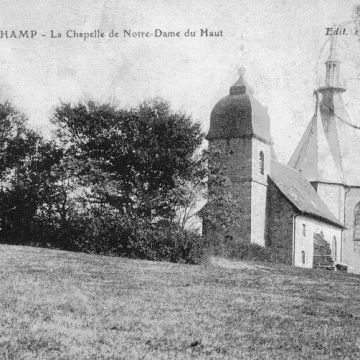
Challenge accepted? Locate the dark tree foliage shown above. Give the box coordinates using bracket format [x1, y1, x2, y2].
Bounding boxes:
[0, 99, 208, 263]
[0, 103, 67, 245]
[52, 99, 204, 222]
[0, 103, 37, 176]
[48, 99, 206, 261]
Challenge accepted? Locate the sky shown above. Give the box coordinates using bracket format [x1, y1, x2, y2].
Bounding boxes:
[0, 0, 360, 162]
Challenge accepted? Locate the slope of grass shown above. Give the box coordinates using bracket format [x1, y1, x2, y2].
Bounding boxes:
[1, 245, 360, 359]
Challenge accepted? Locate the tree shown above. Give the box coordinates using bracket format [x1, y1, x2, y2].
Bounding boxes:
[0, 137, 66, 245]
[51, 99, 205, 224]
[0, 103, 38, 242]
[0, 102, 71, 247]
[0, 102, 37, 177]
[47, 98, 206, 261]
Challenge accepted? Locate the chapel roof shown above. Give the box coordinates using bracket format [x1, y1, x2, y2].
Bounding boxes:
[288, 91, 360, 186]
[270, 160, 343, 228]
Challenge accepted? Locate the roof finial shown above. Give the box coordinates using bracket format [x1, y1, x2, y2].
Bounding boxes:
[230, 66, 246, 95]
[240, 33, 245, 52]
[229, 36, 247, 95]
[234, 34, 246, 78]
[238, 66, 246, 78]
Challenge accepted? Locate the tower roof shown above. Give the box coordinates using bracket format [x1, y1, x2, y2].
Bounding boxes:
[289, 39, 360, 187]
[288, 91, 360, 186]
[207, 68, 271, 143]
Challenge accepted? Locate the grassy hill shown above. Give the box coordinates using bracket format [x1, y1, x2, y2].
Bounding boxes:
[1, 245, 360, 359]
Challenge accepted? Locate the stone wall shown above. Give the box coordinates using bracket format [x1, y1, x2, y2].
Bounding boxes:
[206, 136, 269, 246]
[205, 138, 252, 244]
[209, 138, 253, 183]
[265, 179, 295, 265]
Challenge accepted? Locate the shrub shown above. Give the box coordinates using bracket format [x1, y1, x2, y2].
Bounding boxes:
[57, 210, 203, 264]
[128, 223, 203, 264]
[203, 240, 278, 263]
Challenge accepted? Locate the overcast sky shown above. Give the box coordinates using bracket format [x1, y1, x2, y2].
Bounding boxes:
[0, 0, 359, 162]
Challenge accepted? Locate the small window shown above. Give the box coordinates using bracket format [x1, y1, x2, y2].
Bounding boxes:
[302, 224, 306, 236]
[302, 251, 305, 265]
[320, 231, 324, 238]
[332, 236, 337, 262]
[259, 151, 264, 175]
[354, 202, 360, 241]
[224, 235, 233, 245]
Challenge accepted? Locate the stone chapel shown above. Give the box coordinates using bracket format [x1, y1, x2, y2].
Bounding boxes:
[203, 39, 360, 274]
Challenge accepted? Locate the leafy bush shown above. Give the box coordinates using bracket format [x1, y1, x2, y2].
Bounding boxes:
[60, 210, 203, 264]
[127, 222, 203, 264]
[313, 233, 334, 268]
[204, 240, 278, 263]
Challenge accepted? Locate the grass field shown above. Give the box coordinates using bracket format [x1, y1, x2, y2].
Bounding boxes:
[1, 245, 360, 359]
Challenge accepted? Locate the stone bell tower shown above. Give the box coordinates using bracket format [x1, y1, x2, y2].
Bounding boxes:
[204, 68, 272, 246]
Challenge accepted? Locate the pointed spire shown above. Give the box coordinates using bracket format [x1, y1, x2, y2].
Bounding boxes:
[230, 67, 246, 95]
[326, 35, 340, 63]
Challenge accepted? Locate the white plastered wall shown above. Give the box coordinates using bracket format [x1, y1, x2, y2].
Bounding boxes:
[250, 138, 270, 247]
[294, 215, 342, 268]
[316, 183, 345, 223]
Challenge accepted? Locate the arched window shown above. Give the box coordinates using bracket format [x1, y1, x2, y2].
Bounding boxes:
[354, 202, 360, 241]
[259, 151, 264, 175]
[332, 236, 337, 262]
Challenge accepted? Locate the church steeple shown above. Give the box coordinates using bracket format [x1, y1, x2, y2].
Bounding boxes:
[204, 67, 272, 247]
[289, 35, 360, 187]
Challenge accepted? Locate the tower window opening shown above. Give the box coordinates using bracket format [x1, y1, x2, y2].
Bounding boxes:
[259, 151, 264, 175]
[326, 64, 331, 85]
[354, 202, 360, 241]
[332, 236, 337, 262]
[302, 224, 306, 236]
[302, 251, 305, 265]
[333, 64, 338, 84]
